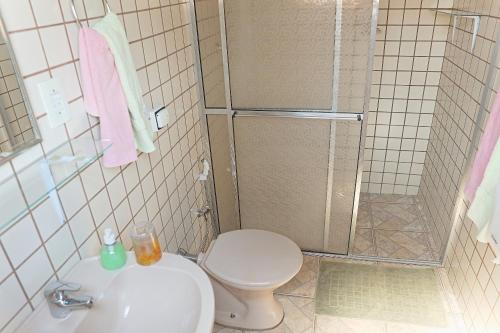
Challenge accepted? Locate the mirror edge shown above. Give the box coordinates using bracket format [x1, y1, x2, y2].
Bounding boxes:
[0, 10, 43, 165]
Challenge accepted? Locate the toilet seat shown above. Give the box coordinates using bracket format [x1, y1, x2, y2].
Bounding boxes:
[203, 229, 303, 290]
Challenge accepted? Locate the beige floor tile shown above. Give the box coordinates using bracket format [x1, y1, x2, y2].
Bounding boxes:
[314, 315, 386, 333]
[371, 203, 427, 232]
[354, 194, 437, 261]
[362, 193, 417, 204]
[374, 230, 435, 261]
[351, 228, 376, 256]
[253, 296, 315, 333]
[385, 320, 465, 333]
[213, 323, 243, 332]
[276, 255, 319, 298]
[356, 203, 372, 228]
[215, 296, 315, 333]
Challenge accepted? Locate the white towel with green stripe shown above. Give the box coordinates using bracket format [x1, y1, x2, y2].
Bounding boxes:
[467, 137, 500, 246]
[93, 12, 155, 153]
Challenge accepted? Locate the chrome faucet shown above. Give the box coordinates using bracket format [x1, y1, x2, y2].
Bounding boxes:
[44, 281, 93, 319]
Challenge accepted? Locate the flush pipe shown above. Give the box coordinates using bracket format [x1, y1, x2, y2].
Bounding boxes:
[177, 205, 211, 262]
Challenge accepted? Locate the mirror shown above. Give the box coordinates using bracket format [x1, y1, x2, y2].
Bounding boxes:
[0, 14, 41, 164]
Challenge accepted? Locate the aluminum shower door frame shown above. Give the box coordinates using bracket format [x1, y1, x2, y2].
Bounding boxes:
[188, 0, 222, 237]
[190, 0, 380, 256]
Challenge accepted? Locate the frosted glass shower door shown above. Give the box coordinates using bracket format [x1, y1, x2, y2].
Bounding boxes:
[224, 0, 336, 110]
[234, 117, 362, 253]
[194, 0, 378, 253]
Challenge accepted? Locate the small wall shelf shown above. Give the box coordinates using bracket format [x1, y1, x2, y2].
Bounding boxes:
[0, 137, 111, 231]
[434, 9, 482, 52]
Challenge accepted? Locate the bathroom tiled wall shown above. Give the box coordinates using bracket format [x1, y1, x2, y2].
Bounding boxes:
[0, 0, 212, 331]
[418, 0, 500, 331]
[362, 0, 453, 195]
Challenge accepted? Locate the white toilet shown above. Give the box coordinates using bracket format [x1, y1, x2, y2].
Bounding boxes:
[198, 229, 303, 331]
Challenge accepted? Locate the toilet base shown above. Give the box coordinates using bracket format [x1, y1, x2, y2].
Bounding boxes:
[209, 276, 284, 331]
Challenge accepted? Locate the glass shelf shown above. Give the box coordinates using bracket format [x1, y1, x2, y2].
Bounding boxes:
[0, 137, 111, 231]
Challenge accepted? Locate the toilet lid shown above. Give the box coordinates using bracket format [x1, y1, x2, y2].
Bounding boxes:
[204, 229, 303, 289]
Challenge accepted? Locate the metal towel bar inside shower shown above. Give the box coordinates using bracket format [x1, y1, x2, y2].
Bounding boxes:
[70, 0, 112, 27]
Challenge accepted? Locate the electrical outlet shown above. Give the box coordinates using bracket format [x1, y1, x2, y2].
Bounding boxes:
[38, 78, 71, 128]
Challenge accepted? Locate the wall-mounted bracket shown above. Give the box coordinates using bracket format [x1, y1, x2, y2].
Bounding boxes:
[435, 9, 481, 52]
[452, 14, 480, 52]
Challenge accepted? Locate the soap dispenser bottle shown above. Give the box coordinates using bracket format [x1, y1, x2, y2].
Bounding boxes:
[100, 228, 127, 270]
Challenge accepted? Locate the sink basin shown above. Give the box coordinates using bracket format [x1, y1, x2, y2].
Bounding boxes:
[16, 253, 214, 333]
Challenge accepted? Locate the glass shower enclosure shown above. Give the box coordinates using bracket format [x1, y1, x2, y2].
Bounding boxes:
[190, 0, 379, 254]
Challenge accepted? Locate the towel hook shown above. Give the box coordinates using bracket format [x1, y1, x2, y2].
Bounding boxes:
[70, 0, 112, 28]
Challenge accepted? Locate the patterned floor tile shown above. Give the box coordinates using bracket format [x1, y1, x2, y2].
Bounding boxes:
[385, 319, 466, 333]
[356, 203, 372, 228]
[253, 296, 315, 333]
[352, 193, 439, 261]
[371, 203, 427, 232]
[213, 323, 243, 332]
[361, 193, 417, 204]
[314, 315, 386, 333]
[374, 230, 435, 261]
[351, 228, 376, 256]
[276, 255, 319, 298]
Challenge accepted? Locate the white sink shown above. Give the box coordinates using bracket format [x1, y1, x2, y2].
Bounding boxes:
[16, 253, 214, 333]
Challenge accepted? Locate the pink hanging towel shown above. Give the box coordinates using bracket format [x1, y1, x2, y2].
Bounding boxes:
[79, 27, 137, 167]
[465, 89, 500, 201]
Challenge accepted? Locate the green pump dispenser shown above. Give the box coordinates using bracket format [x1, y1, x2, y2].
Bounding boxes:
[100, 228, 127, 270]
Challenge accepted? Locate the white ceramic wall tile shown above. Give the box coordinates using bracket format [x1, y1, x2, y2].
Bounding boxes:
[58, 178, 86, 218]
[44, 224, 76, 270]
[30, 0, 63, 26]
[0, 0, 35, 31]
[50, 64, 81, 101]
[39, 26, 72, 67]
[66, 99, 90, 138]
[123, 13, 141, 41]
[88, 190, 112, 225]
[107, 175, 127, 208]
[37, 115, 69, 152]
[0, 275, 27, 329]
[123, 164, 140, 192]
[68, 206, 94, 246]
[362, 0, 450, 195]
[79, 161, 105, 199]
[32, 198, 65, 241]
[0, 246, 11, 282]
[1, 216, 41, 267]
[0, 178, 27, 226]
[8, 31, 47, 76]
[114, 199, 132, 232]
[78, 232, 100, 259]
[16, 247, 53, 297]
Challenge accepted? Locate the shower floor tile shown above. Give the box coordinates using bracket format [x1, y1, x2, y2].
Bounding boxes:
[374, 230, 435, 261]
[353, 193, 437, 262]
[360, 193, 417, 205]
[371, 203, 427, 232]
[356, 204, 372, 228]
[351, 228, 376, 256]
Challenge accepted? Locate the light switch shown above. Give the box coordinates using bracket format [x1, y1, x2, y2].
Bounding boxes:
[38, 78, 71, 128]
